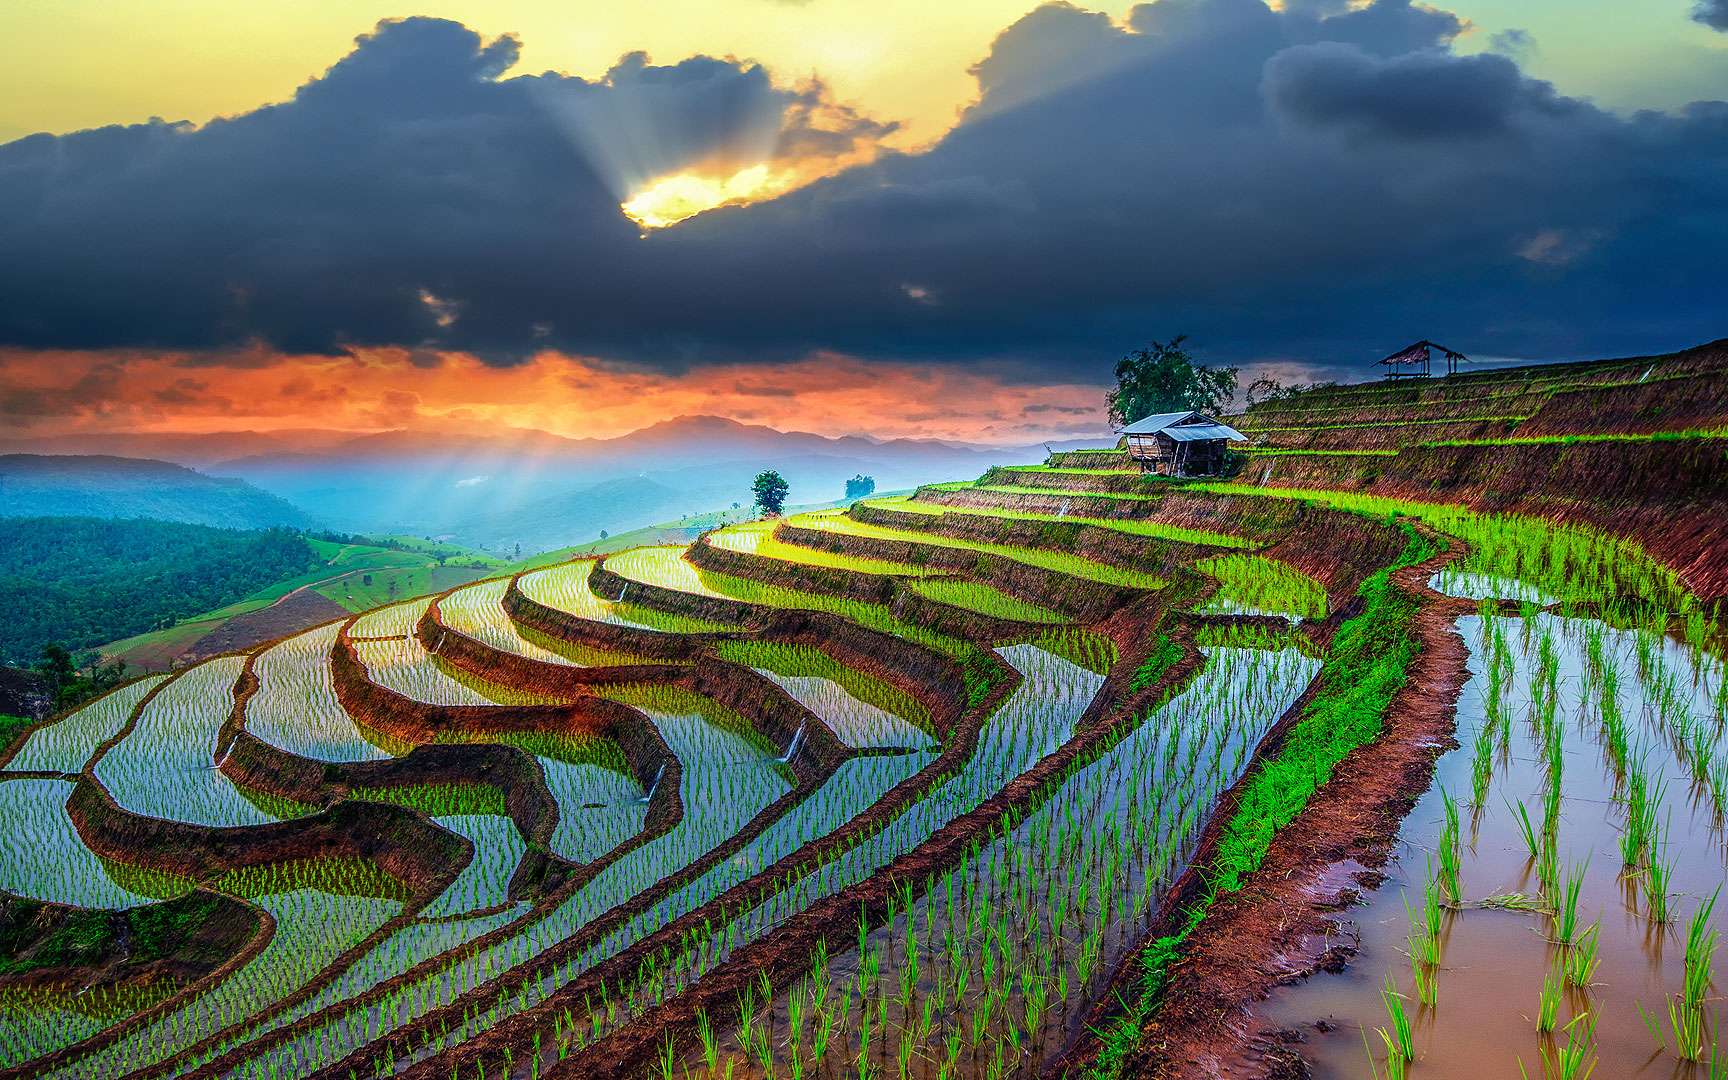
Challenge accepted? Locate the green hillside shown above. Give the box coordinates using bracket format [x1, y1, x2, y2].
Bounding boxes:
[0, 518, 324, 665]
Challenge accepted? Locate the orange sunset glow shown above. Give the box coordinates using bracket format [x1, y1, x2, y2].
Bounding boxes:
[0, 348, 1110, 444]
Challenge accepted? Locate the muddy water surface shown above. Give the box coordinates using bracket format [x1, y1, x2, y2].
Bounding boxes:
[1257, 612, 1727, 1078]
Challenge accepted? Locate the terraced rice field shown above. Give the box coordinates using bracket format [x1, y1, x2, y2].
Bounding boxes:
[2, 347, 1725, 1079]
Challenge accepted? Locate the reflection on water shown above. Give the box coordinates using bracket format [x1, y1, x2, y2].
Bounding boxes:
[1256, 612, 1727, 1078]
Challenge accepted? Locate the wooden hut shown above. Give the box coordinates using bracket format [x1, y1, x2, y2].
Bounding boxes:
[1378, 340, 1468, 379]
[1119, 410, 1246, 476]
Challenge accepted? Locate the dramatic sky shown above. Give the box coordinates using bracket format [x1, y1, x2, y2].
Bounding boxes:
[2, 0, 1725, 443]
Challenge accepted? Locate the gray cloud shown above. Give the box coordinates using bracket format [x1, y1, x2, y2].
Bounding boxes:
[1263, 43, 1580, 140]
[1695, 0, 1728, 30]
[0, 2, 1725, 383]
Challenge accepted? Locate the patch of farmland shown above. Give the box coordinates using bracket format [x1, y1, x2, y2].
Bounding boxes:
[422, 815, 526, 918]
[1258, 612, 1728, 1079]
[348, 600, 559, 706]
[437, 578, 583, 666]
[682, 645, 1319, 1077]
[245, 623, 387, 762]
[50, 887, 400, 1079]
[2, 674, 167, 774]
[92, 656, 272, 828]
[0, 777, 174, 909]
[518, 557, 742, 633]
[222, 693, 798, 1077]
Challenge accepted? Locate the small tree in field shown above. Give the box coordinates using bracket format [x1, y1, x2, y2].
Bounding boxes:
[1106, 336, 1238, 426]
[753, 470, 790, 516]
[845, 474, 876, 501]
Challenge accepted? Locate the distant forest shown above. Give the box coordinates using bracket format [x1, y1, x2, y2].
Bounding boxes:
[0, 518, 324, 665]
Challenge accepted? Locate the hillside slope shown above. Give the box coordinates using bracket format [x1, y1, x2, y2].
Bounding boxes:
[0, 454, 313, 529]
[0, 518, 326, 665]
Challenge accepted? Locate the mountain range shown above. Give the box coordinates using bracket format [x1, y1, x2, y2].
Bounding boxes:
[0, 454, 313, 530]
[1, 416, 1113, 552]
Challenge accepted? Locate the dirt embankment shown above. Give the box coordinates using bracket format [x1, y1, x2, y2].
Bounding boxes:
[1045, 450, 1131, 469]
[1260, 509, 1413, 612]
[1247, 417, 1525, 451]
[681, 537, 1077, 645]
[329, 622, 617, 744]
[65, 778, 467, 896]
[540, 597, 1199, 1080]
[1249, 437, 1728, 604]
[920, 484, 1157, 522]
[0, 889, 261, 997]
[503, 572, 715, 662]
[1105, 541, 1471, 1079]
[1518, 371, 1728, 436]
[775, 523, 1141, 622]
[1237, 390, 1552, 430]
[978, 466, 1151, 495]
[850, 500, 1201, 576]
[505, 563, 969, 738]
[416, 596, 683, 698]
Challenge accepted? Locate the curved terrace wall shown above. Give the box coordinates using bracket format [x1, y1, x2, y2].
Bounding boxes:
[1248, 438, 1728, 603]
[417, 594, 683, 698]
[774, 523, 1140, 622]
[65, 779, 466, 897]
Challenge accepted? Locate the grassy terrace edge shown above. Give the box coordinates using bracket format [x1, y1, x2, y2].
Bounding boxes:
[1085, 522, 1437, 1079]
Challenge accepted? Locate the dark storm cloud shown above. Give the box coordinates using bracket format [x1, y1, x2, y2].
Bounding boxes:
[1, 2, 1726, 379]
[0, 17, 885, 360]
[1263, 44, 1580, 140]
[1695, 0, 1728, 30]
[641, 0, 1726, 370]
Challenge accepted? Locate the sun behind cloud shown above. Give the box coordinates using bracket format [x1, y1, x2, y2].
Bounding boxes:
[621, 164, 787, 229]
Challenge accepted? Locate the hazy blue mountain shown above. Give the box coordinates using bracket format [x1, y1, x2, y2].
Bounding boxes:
[0, 455, 315, 529]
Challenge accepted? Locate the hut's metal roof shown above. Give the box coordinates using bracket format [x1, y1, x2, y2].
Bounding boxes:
[1120, 410, 1202, 434]
[1162, 422, 1246, 442]
[1119, 410, 1245, 441]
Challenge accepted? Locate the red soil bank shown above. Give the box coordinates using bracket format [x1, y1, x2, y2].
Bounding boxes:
[1248, 437, 1728, 603]
[541, 601, 1198, 1080]
[417, 594, 685, 697]
[850, 500, 1202, 576]
[65, 778, 467, 893]
[775, 522, 1143, 622]
[1104, 543, 1473, 1079]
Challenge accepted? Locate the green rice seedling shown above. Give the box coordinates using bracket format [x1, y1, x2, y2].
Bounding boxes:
[1193, 553, 1328, 621]
[1437, 789, 1463, 906]
[1470, 719, 1497, 807]
[1540, 776, 1563, 848]
[1524, 1012, 1599, 1080]
[1563, 922, 1600, 988]
[1509, 799, 1541, 860]
[1376, 976, 1415, 1066]
[1552, 861, 1587, 945]
[1644, 844, 1675, 924]
[908, 578, 1070, 624]
[1411, 961, 1437, 1008]
[1663, 890, 1724, 1061]
[1535, 966, 1564, 1033]
[695, 1009, 719, 1075]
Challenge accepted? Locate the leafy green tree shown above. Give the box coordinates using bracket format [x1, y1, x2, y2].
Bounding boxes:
[35, 643, 126, 710]
[1106, 336, 1238, 426]
[844, 474, 876, 500]
[752, 470, 790, 516]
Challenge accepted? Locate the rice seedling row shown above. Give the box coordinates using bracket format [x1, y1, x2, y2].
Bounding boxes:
[93, 657, 274, 828]
[1258, 607, 1727, 1079]
[2, 675, 168, 774]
